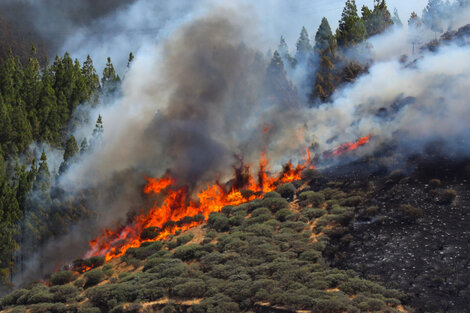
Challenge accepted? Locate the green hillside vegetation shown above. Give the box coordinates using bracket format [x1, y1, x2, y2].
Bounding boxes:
[0, 171, 410, 313]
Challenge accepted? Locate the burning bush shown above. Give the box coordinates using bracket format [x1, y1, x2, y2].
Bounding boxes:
[140, 227, 162, 240]
[73, 256, 105, 273]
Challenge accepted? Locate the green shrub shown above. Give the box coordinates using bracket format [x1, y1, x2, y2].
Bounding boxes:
[50, 271, 76, 286]
[126, 241, 163, 260]
[400, 204, 423, 221]
[261, 197, 289, 213]
[176, 233, 195, 246]
[173, 244, 202, 261]
[251, 207, 271, 217]
[26, 289, 54, 304]
[78, 308, 101, 313]
[50, 284, 79, 303]
[245, 224, 273, 237]
[276, 183, 296, 199]
[299, 191, 325, 207]
[302, 208, 325, 220]
[208, 212, 230, 232]
[84, 269, 105, 288]
[28, 302, 68, 313]
[275, 208, 292, 222]
[0, 288, 28, 306]
[264, 191, 281, 198]
[229, 215, 244, 226]
[299, 249, 321, 262]
[441, 189, 457, 204]
[171, 279, 206, 298]
[340, 196, 363, 207]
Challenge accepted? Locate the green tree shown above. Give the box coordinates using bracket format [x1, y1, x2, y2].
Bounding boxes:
[91, 115, 104, 148]
[311, 18, 339, 103]
[80, 138, 89, 155]
[362, 1, 394, 37]
[392, 8, 403, 27]
[315, 18, 336, 52]
[423, 0, 444, 35]
[59, 136, 79, 175]
[278, 36, 295, 68]
[0, 154, 21, 283]
[295, 27, 313, 63]
[101, 57, 121, 94]
[336, 0, 367, 47]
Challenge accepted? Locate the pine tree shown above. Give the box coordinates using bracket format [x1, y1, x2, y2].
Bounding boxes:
[295, 27, 313, 63]
[82, 55, 100, 104]
[336, 0, 367, 47]
[127, 52, 134, 68]
[392, 8, 403, 27]
[362, 0, 393, 38]
[311, 18, 339, 103]
[91, 114, 104, 148]
[80, 138, 89, 154]
[423, 0, 444, 35]
[59, 136, 79, 174]
[265, 51, 298, 109]
[278, 36, 296, 68]
[102, 57, 121, 94]
[315, 18, 336, 52]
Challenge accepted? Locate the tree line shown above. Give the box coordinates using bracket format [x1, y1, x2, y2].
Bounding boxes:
[0, 46, 125, 284]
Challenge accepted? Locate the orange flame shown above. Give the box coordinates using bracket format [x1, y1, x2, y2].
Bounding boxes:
[330, 135, 371, 157]
[85, 152, 312, 262]
[85, 135, 368, 264]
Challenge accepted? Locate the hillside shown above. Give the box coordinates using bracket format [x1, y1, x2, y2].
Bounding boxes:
[0, 165, 427, 313]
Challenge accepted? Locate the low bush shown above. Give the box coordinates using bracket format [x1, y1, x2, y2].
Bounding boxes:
[302, 208, 325, 220]
[140, 226, 161, 240]
[275, 208, 292, 222]
[276, 183, 296, 199]
[263, 191, 282, 198]
[84, 269, 105, 288]
[171, 279, 206, 298]
[208, 212, 230, 232]
[261, 197, 289, 213]
[400, 204, 423, 221]
[125, 241, 164, 260]
[173, 244, 202, 261]
[340, 195, 363, 207]
[299, 191, 325, 207]
[428, 179, 442, 188]
[50, 285, 80, 303]
[176, 233, 194, 246]
[441, 189, 457, 204]
[50, 271, 76, 286]
[0, 288, 28, 306]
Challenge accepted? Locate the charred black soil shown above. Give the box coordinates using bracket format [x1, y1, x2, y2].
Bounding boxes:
[327, 157, 470, 313]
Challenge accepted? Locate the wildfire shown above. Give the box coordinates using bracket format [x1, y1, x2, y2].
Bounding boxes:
[85, 152, 312, 262]
[84, 135, 369, 264]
